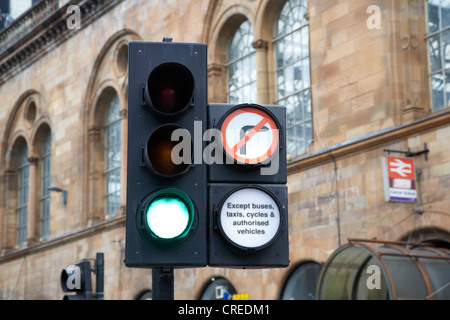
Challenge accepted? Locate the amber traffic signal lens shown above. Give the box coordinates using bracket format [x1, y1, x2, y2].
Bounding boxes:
[144, 125, 190, 177]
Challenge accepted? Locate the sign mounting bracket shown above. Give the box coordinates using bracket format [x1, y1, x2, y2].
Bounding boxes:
[383, 143, 429, 161]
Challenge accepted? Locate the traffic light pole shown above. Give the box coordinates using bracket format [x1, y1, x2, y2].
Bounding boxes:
[152, 267, 174, 300]
[95, 252, 104, 300]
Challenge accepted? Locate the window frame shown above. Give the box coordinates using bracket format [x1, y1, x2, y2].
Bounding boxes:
[426, 0, 450, 111]
[39, 131, 51, 240]
[226, 20, 257, 104]
[103, 93, 122, 218]
[273, 0, 312, 160]
[16, 144, 29, 247]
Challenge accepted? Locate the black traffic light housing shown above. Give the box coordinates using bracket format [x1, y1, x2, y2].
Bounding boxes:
[208, 183, 288, 267]
[207, 103, 289, 268]
[60, 260, 93, 300]
[125, 40, 208, 268]
[207, 103, 287, 184]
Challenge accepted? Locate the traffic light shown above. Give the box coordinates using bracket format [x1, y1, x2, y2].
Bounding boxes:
[207, 103, 289, 268]
[60, 260, 93, 300]
[125, 40, 208, 268]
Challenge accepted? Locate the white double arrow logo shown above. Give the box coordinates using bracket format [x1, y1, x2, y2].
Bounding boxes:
[389, 159, 412, 177]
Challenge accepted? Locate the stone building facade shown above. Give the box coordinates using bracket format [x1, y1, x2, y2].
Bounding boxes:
[0, 0, 449, 299]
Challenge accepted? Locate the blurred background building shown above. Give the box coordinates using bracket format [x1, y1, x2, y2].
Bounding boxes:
[0, 0, 449, 299]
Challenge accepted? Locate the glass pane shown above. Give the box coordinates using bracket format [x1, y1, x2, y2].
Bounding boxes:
[443, 29, 450, 69]
[304, 89, 312, 120]
[442, 0, 450, 29]
[302, 57, 310, 89]
[428, 34, 442, 73]
[293, 60, 303, 93]
[275, 40, 285, 69]
[104, 94, 121, 217]
[227, 20, 256, 103]
[276, 0, 308, 37]
[229, 93, 239, 104]
[431, 73, 445, 110]
[284, 33, 293, 66]
[227, 63, 236, 90]
[287, 127, 296, 158]
[277, 70, 285, 100]
[294, 93, 304, 124]
[305, 120, 312, 145]
[106, 94, 120, 123]
[293, 30, 302, 62]
[285, 66, 295, 95]
[110, 146, 121, 170]
[43, 133, 52, 155]
[446, 70, 450, 107]
[250, 53, 256, 84]
[295, 125, 305, 156]
[40, 198, 50, 239]
[301, 26, 310, 56]
[18, 207, 28, 246]
[276, 17, 286, 38]
[243, 57, 250, 86]
[286, 96, 295, 127]
[229, 21, 254, 60]
[427, 0, 440, 33]
[106, 193, 120, 218]
[250, 82, 257, 102]
[107, 169, 121, 194]
[275, 0, 311, 158]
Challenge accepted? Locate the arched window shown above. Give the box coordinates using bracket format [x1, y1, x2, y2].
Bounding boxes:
[274, 0, 312, 159]
[104, 93, 121, 218]
[426, 0, 450, 111]
[227, 20, 257, 103]
[40, 131, 51, 240]
[15, 141, 29, 247]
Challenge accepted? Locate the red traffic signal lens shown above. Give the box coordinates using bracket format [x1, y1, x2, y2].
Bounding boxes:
[145, 62, 194, 116]
[144, 125, 190, 177]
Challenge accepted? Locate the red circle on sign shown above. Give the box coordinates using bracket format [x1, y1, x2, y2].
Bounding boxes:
[221, 106, 279, 165]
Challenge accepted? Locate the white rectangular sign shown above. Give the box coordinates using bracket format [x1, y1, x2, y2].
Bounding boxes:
[382, 156, 417, 203]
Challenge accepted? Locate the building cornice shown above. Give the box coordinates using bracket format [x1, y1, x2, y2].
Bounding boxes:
[0, 215, 125, 264]
[288, 109, 450, 174]
[0, 0, 124, 86]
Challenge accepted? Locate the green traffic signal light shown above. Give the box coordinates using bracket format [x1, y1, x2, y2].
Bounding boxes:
[143, 189, 195, 241]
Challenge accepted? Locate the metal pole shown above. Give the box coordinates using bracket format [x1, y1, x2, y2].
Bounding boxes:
[95, 252, 104, 300]
[152, 267, 174, 300]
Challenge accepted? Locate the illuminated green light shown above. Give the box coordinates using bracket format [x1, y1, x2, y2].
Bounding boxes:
[145, 193, 193, 240]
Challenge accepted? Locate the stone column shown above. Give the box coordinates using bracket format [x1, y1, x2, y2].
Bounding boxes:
[252, 39, 269, 105]
[88, 125, 102, 226]
[2, 170, 15, 253]
[208, 63, 226, 103]
[26, 157, 38, 245]
[119, 108, 128, 215]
